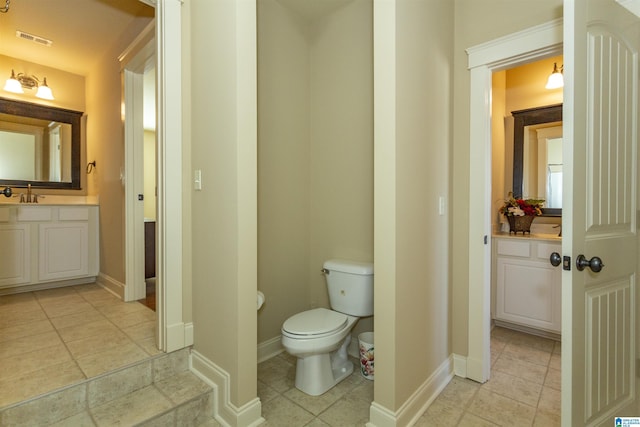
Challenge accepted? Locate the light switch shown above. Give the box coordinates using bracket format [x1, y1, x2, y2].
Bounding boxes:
[194, 169, 202, 191]
[438, 196, 445, 216]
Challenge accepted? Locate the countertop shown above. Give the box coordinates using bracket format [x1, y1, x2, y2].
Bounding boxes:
[0, 195, 99, 206]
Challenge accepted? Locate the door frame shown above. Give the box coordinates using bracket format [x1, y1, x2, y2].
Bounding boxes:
[121, 0, 186, 353]
[465, 19, 563, 382]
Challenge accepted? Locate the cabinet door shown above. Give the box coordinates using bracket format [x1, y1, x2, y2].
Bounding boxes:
[39, 222, 89, 281]
[496, 257, 561, 332]
[0, 225, 30, 287]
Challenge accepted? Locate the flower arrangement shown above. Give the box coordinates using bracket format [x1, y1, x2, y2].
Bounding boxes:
[499, 192, 545, 217]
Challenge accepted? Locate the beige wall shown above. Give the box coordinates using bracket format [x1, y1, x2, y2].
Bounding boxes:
[452, 0, 563, 357]
[85, 15, 154, 284]
[373, 0, 453, 416]
[257, 0, 374, 344]
[189, 0, 257, 406]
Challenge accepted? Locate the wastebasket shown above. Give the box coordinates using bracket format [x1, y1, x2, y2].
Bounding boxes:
[358, 332, 374, 380]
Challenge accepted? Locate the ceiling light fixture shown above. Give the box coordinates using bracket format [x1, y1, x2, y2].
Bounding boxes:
[545, 62, 564, 89]
[3, 69, 55, 100]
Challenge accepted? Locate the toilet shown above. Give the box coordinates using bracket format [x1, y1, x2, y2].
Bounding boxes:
[281, 259, 373, 396]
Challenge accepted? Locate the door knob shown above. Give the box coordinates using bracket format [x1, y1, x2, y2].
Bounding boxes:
[576, 254, 604, 272]
[549, 252, 561, 267]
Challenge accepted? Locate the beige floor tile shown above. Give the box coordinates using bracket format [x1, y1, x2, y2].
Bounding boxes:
[57, 318, 119, 343]
[0, 342, 73, 380]
[549, 353, 561, 371]
[97, 301, 153, 320]
[258, 356, 296, 393]
[258, 380, 280, 404]
[467, 388, 536, 426]
[109, 308, 155, 329]
[75, 341, 149, 378]
[41, 300, 97, 319]
[87, 360, 153, 408]
[90, 385, 172, 426]
[492, 354, 549, 384]
[155, 371, 212, 405]
[48, 308, 106, 330]
[481, 370, 542, 407]
[283, 373, 362, 417]
[0, 296, 42, 314]
[433, 376, 480, 408]
[65, 328, 133, 358]
[413, 398, 464, 426]
[544, 367, 561, 391]
[533, 409, 561, 426]
[317, 392, 371, 427]
[304, 418, 331, 427]
[0, 383, 87, 426]
[49, 411, 97, 427]
[509, 333, 556, 353]
[138, 336, 164, 356]
[0, 360, 85, 408]
[0, 330, 63, 359]
[0, 307, 48, 328]
[261, 395, 314, 426]
[537, 386, 561, 417]
[501, 342, 552, 367]
[553, 340, 561, 355]
[0, 318, 54, 343]
[457, 412, 500, 426]
[122, 319, 156, 341]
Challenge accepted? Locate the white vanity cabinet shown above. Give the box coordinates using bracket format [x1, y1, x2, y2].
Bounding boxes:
[493, 236, 561, 334]
[0, 205, 99, 293]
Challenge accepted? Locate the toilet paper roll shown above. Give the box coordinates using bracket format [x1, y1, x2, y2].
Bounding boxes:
[257, 291, 265, 310]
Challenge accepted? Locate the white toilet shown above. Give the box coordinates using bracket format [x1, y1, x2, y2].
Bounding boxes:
[281, 259, 373, 396]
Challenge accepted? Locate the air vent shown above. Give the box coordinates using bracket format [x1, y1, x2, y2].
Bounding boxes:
[15, 30, 53, 47]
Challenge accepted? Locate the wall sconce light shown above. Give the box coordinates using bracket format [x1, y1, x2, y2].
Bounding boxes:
[545, 62, 564, 89]
[3, 69, 55, 100]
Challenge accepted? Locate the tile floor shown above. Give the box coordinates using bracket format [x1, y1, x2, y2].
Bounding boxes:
[258, 326, 561, 427]
[1, 283, 561, 426]
[0, 283, 159, 409]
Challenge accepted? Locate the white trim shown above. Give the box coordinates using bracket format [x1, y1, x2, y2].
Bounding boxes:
[0, 277, 97, 296]
[465, 20, 563, 384]
[184, 322, 194, 347]
[96, 272, 125, 299]
[367, 356, 453, 427]
[155, 0, 184, 353]
[191, 350, 264, 427]
[616, 0, 640, 18]
[257, 336, 284, 363]
[452, 353, 467, 378]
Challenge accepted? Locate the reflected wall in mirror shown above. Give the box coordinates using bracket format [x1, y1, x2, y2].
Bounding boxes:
[0, 98, 82, 189]
[512, 104, 562, 214]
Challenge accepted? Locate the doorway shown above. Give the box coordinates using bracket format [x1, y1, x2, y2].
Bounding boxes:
[465, 19, 563, 383]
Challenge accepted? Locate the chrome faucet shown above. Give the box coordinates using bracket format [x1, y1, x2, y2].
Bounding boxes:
[19, 184, 38, 203]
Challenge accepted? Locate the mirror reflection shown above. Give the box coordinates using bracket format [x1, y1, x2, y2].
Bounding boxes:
[512, 104, 562, 213]
[0, 113, 72, 183]
[0, 98, 82, 189]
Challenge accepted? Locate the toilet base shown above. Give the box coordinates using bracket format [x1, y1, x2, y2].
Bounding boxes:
[294, 335, 354, 396]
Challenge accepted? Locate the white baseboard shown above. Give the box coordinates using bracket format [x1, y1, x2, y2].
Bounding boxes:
[184, 322, 194, 347]
[191, 350, 264, 427]
[257, 336, 284, 363]
[96, 273, 125, 299]
[367, 356, 453, 427]
[453, 353, 467, 378]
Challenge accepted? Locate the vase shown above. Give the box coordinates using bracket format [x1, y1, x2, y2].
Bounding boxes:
[507, 215, 535, 235]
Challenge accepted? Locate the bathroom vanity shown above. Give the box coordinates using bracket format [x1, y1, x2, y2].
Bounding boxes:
[0, 201, 99, 294]
[492, 232, 561, 334]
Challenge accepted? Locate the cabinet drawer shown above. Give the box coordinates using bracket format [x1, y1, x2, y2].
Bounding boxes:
[17, 206, 51, 222]
[536, 242, 561, 260]
[496, 239, 530, 257]
[59, 207, 89, 221]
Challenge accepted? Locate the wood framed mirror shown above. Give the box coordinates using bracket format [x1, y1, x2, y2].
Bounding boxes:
[512, 103, 562, 216]
[0, 97, 82, 190]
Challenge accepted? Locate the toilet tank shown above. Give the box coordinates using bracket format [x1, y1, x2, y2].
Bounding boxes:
[323, 259, 373, 317]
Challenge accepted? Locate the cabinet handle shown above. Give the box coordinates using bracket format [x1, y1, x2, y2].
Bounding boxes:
[549, 252, 561, 267]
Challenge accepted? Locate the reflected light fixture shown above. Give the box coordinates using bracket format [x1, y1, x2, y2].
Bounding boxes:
[3, 69, 55, 100]
[545, 62, 564, 89]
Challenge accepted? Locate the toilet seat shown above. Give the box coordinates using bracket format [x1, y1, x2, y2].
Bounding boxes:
[282, 308, 348, 338]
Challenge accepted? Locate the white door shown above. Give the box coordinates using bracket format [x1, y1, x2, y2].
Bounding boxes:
[563, 0, 640, 425]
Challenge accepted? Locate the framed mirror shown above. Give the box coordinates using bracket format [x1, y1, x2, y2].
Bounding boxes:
[0, 98, 82, 190]
[512, 104, 562, 216]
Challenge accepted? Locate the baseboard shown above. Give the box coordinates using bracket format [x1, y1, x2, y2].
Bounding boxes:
[367, 356, 453, 427]
[96, 273, 125, 299]
[0, 277, 96, 296]
[184, 322, 194, 347]
[453, 353, 467, 378]
[191, 350, 264, 427]
[257, 335, 284, 363]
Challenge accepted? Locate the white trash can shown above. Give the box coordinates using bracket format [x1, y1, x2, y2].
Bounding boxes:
[358, 332, 374, 380]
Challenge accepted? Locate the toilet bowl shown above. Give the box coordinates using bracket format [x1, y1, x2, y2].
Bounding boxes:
[281, 259, 373, 396]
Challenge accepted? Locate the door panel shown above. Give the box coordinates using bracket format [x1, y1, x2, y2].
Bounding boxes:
[564, 0, 640, 425]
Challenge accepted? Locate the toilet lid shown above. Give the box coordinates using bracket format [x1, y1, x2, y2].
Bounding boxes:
[283, 308, 348, 336]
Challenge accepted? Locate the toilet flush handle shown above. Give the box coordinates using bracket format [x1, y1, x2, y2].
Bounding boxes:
[321, 268, 330, 275]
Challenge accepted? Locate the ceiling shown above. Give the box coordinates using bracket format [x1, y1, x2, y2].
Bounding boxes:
[0, 0, 154, 77]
